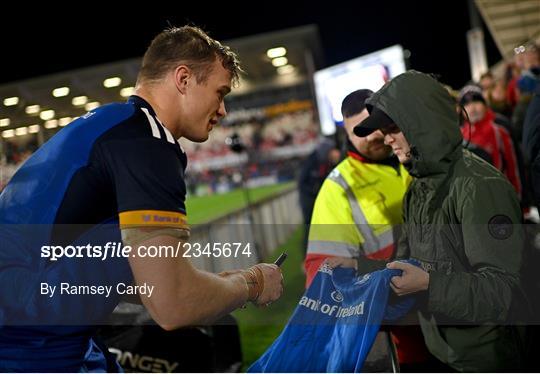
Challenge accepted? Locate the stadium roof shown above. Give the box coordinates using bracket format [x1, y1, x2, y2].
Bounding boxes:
[475, 0, 540, 59]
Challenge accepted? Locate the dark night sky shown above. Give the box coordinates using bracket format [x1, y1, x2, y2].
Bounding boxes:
[0, 1, 500, 89]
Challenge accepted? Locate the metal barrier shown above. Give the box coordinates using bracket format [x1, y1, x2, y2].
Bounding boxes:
[189, 185, 301, 273]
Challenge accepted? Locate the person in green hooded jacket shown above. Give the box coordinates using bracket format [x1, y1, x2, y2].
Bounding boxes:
[354, 70, 528, 372]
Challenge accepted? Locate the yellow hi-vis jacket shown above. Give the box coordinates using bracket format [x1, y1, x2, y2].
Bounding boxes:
[305, 152, 411, 285]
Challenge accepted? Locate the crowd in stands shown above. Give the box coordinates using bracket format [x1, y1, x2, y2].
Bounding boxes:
[454, 42, 540, 216]
[178, 108, 319, 194]
[185, 157, 304, 196]
[179, 109, 317, 164]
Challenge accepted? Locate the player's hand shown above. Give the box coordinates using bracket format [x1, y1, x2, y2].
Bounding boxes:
[324, 256, 357, 269]
[252, 263, 283, 307]
[386, 261, 429, 296]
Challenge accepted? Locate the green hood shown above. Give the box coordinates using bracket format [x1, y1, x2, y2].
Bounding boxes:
[366, 70, 462, 177]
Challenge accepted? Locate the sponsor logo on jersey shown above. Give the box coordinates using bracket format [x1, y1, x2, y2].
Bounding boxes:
[331, 291, 344, 303]
[354, 273, 371, 285]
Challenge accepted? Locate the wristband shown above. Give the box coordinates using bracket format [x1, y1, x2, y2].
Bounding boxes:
[240, 265, 265, 302]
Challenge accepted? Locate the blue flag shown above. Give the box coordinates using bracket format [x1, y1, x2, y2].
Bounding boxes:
[249, 262, 417, 373]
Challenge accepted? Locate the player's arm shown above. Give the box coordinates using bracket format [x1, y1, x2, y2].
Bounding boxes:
[122, 227, 282, 330]
[102, 135, 282, 329]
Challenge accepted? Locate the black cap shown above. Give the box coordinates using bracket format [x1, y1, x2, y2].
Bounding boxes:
[353, 107, 394, 137]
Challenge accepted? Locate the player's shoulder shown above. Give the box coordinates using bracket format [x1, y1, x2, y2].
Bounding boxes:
[96, 97, 184, 152]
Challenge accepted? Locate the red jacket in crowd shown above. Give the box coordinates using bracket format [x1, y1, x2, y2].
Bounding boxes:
[461, 109, 522, 199]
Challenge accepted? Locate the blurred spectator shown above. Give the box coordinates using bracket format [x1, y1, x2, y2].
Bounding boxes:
[507, 64, 522, 112]
[297, 137, 340, 254]
[459, 85, 523, 200]
[479, 71, 495, 93]
[523, 78, 540, 208]
[519, 42, 540, 71]
[507, 43, 540, 117]
[513, 44, 540, 140]
[487, 79, 513, 119]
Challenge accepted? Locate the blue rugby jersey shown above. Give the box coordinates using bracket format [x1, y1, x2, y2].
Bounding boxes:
[248, 263, 417, 373]
[0, 96, 188, 371]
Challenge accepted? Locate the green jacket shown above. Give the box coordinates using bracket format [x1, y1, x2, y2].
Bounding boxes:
[366, 71, 526, 371]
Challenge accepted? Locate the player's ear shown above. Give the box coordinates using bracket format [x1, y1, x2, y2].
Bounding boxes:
[174, 65, 191, 94]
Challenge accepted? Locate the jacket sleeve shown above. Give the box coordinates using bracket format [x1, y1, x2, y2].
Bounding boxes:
[395, 190, 411, 260]
[427, 178, 524, 323]
[395, 224, 411, 260]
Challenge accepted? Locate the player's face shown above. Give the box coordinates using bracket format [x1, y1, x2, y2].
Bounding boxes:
[182, 59, 231, 142]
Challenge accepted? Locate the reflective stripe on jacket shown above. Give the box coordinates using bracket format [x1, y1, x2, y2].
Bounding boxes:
[305, 154, 410, 285]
